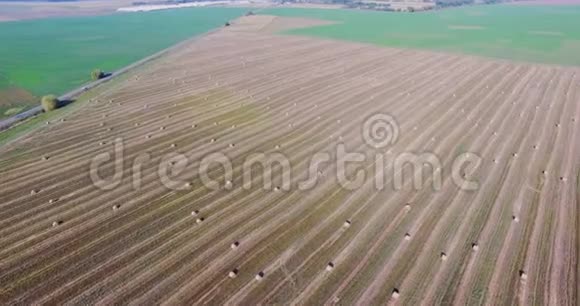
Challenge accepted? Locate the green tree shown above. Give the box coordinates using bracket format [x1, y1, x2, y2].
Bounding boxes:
[41, 95, 60, 112]
[91, 69, 105, 81]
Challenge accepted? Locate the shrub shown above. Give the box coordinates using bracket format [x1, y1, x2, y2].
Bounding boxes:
[4, 107, 24, 116]
[41, 95, 60, 112]
[91, 69, 105, 81]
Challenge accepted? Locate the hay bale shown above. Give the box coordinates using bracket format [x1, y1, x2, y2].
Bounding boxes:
[343, 220, 351, 228]
[49, 198, 58, 204]
[52, 221, 62, 227]
[228, 269, 238, 278]
[191, 210, 199, 216]
[255, 271, 264, 281]
[519, 270, 527, 280]
[42, 155, 50, 161]
[112, 204, 121, 210]
[404, 233, 411, 241]
[30, 189, 39, 195]
[391, 288, 400, 299]
[440, 252, 447, 261]
[225, 180, 233, 188]
[472, 243, 479, 251]
[231, 241, 240, 250]
[512, 215, 519, 223]
[196, 217, 205, 224]
[326, 262, 335, 272]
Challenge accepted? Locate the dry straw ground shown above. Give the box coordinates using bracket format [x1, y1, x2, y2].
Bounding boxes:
[0, 15, 578, 305]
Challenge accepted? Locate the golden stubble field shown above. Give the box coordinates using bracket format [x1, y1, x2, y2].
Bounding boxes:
[0, 0, 137, 21]
[0, 16, 578, 305]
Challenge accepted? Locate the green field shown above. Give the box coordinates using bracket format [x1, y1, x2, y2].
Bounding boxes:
[262, 5, 580, 66]
[2, 5, 579, 120]
[0, 7, 246, 117]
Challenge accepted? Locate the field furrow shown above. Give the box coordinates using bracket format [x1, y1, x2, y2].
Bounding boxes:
[0, 16, 577, 305]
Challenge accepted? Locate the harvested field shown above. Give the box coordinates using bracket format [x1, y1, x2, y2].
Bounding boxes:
[225, 15, 335, 33]
[0, 0, 137, 22]
[0, 15, 578, 305]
